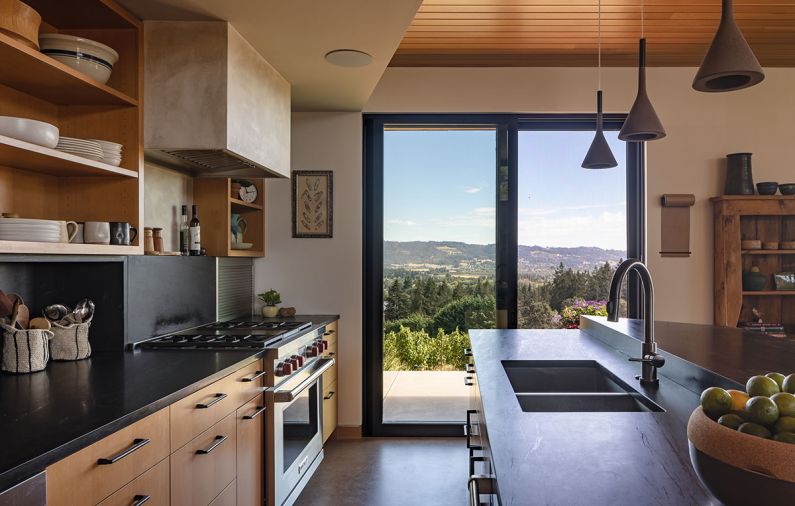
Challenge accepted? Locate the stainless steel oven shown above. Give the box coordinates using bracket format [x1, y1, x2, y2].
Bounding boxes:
[266, 356, 334, 505]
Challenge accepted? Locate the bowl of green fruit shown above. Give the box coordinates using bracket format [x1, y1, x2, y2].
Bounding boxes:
[687, 373, 795, 505]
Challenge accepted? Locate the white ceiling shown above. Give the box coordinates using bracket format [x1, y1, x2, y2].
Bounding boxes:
[118, 0, 422, 111]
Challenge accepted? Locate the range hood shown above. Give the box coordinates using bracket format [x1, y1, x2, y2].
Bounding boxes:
[144, 21, 290, 178]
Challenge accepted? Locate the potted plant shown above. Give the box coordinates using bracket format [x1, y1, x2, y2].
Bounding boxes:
[258, 289, 282, 318]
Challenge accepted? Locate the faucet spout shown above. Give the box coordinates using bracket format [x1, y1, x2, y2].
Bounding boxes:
[607, 259, 663, 385]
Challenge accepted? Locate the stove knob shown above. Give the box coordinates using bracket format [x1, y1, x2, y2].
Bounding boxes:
[293, 354, 305, 367]
[289, 356, 300, 369]
[276, 362, 292, 376]
[321, 340, 329, 351]
[306, 345, 319, 357]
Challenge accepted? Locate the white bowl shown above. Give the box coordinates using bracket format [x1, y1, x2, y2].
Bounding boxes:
[0, 116, 59, 148]
[39, 34, 118, 84]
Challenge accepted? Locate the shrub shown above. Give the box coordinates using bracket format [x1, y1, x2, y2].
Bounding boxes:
[560, 299, 607, 329]
[383, 325, 471, 371]
[384, 313, 433, 334]
[432, 295, 496, 334]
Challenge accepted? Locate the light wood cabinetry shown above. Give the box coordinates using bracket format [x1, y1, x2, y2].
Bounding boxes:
[321, 321, 338, 442]
[46, 408, 169, 506]
[236, 395, 265, 506]
[712, 196, 795, 334]
[193, 178, 266, 257]
[96, 457, 169, 506]
[46, 358, 265, 506]
[171, 412, 238, 506]
[0, 0, 144, 256]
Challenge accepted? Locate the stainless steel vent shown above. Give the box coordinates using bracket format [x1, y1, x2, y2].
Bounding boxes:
[146, 148, 264, 177]
[217, 258, 254, 320]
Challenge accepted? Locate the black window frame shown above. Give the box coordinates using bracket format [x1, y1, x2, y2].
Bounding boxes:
[363, 113, 645, 437]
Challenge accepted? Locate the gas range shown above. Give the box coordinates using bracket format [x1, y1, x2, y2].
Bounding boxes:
[138, 320, 313, 350]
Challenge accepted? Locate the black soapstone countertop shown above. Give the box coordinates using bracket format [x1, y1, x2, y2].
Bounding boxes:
[0, 314, 338, 491]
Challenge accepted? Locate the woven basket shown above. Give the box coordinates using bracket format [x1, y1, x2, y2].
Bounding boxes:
[1, 323, 53, 373]
[50, 318, 92, 361]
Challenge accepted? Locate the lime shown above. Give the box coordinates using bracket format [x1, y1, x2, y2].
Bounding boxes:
[745, 396, 780, 426]
[700, 387, 732, 418]
[773, 432, 795, 444]
[717, 413, 745, 430]
[773, 416, 795, 434]
[767, 372, 786, 389]
[727, 389, 750, 412]
[746, 375, 780, 397]
[783, 374, 795, 394]
[738, 422, 772, 439]
[771, 392, 795, 417]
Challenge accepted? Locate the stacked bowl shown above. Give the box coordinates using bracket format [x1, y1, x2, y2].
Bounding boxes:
[39, 33, 119, 84]
[0, 218, 62, 243]
[91, 139, 122, 166]
[55, 137, 104, 162]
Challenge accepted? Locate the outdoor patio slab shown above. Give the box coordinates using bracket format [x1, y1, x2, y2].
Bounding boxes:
[383, 371, 468, 423]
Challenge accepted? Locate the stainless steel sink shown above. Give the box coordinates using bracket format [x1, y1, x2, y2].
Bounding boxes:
[502, 360, 664, 413]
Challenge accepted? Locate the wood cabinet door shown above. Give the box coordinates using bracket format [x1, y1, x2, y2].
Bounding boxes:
[236, 395, 265, 506]
[322, 379, 338, 443]
[97, 458, 170, 506]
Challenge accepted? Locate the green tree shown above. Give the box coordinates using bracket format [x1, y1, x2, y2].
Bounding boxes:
[519, 301, 559, 329]
[384, 278, 410, 320]
[432, 295, 496, 333]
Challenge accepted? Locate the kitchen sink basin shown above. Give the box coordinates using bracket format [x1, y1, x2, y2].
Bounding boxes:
[502, 360, 664, 412]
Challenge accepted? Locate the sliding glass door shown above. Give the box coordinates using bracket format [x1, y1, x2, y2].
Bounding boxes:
[364, 115, 643, 437]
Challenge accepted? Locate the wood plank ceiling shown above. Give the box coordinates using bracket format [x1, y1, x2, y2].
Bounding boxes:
[390, 0, 795, 67]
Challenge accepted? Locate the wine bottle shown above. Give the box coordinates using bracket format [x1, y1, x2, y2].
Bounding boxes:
[189, 204, 201, 256]
[179, 205, 189, 256]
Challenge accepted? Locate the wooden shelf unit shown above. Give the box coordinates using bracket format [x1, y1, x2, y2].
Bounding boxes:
[0, 0, 143, 255]
[712, 196, 795, 332]
[193, 178, 265, 257]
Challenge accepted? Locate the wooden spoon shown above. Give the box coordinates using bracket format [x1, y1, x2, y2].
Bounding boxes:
[28, 317, 51, 331]
[15, 304, 30, 329]
[0, 290, 13, 318]
[8, 299, 20, 328]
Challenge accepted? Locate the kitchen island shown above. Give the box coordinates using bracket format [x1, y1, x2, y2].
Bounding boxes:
[468, 317, 795, 505]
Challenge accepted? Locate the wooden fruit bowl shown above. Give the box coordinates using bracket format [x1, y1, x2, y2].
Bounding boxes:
[687, 407, 795, 505]
[0, 0, 41, 50]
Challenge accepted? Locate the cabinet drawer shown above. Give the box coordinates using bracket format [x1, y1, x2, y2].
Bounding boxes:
[171, 412, 237, 506]
[171, 359, 263, 451]
[236, 395, 264, 506]
[322, 379, 338, 443]
[322, 321, 338, 345]
[47, 408, 169, 506]
[209, 479, 236, 506]
[97, 458, 169, 506]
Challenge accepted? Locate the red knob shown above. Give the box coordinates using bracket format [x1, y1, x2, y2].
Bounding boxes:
[279, 362, 293, 375]
[306, 345, 319, 357]
[292, 355, 304, 367]
[322, 340, 329, 351]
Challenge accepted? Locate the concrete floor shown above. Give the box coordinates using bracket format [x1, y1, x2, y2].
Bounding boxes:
[294, 438, 468, 506]
[383, 371, 468, 423]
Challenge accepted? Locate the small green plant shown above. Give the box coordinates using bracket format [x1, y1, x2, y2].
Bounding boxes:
[257, 289, 282, 306]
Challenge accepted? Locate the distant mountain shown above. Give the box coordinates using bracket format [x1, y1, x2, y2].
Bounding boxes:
[384, 241, 625, 278]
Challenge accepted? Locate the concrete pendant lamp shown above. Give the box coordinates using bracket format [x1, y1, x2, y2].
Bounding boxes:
[619, 1, 666, 142]
[693, 0, 764, 92]
[582, 0, 617, 169]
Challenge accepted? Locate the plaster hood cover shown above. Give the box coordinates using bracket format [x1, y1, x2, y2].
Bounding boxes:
[144, 21, 291, 177]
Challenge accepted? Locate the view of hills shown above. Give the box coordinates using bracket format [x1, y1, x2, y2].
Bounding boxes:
[384, 241, 625, 279]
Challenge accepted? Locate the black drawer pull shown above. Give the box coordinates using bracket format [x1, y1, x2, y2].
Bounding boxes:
[97, 438, 150, 465]
[464, 348, 473, 357]
[241, 370, 266, 382]
[196, 435, 228, 454]
[464, 376, 474, 386]
[324, 329, 336, 336]
[324, 391, 336, 400]
[196, 393, 227, 409]
[132, 494, 151, 506]
[243, 406, 267, 419]
[326, 352, 336, 357]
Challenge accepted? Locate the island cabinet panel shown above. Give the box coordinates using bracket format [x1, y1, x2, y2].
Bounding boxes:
[210, 479, 237, 506]
[236, 395, 265, 506]
[96, 457, 170, 506]
[171, 412, 237, 506]
[46, 407, 169, 506]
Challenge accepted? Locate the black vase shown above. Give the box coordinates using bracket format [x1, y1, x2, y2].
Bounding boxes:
[724, 153, 755, 195]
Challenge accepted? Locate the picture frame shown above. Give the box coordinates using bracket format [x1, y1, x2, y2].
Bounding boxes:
[292, 170, 333, 238]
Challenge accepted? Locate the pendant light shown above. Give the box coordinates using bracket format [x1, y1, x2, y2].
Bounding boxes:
[618, 0, 666, 142]
[693, 0, 764, 92]
[582, 0, 617, 170]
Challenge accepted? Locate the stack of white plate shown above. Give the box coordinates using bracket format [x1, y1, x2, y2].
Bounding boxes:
[0, 218, 62, 243]
[91, 139, 123, 166]
[55, 137, 104, 162]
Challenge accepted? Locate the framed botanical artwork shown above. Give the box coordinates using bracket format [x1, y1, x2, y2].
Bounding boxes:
[292, 170, 333, 238]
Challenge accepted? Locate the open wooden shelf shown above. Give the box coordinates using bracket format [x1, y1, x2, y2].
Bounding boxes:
[0, 32, 138, 106]
[0, 134, 138, 178]
[0, 240, 140, 255]
[228, 249, 264, 258]
[743, 250, 795, 255]
[230, 198, 263, 210]
[743, 291, 795, 296]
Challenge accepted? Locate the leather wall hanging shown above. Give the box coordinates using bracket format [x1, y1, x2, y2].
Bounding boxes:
[660, 194, 696, 257]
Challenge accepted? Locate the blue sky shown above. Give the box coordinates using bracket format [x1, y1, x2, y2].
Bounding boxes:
[383, 129, 627, 251]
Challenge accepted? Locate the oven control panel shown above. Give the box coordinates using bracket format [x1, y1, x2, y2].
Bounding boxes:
[273, 336, 330, 377]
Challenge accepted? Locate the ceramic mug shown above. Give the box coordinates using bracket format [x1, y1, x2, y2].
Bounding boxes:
[71, 223, 84, 244]
[84, 221, 110, 245]
[59, 221, 78, 243]
[110, 222, 138, 246]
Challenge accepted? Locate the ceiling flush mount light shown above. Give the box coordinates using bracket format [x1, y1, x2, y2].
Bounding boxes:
[693, 0, 764, 92]
[324, 49, 373, 68]
[619, 1, 666, 142]
[582, 0, 617, 170]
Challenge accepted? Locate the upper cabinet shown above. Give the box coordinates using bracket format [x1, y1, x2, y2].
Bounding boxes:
[143, 21, 291, 179]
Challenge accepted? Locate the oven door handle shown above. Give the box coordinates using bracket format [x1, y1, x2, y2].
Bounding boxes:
[272, 358, 335, 403]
